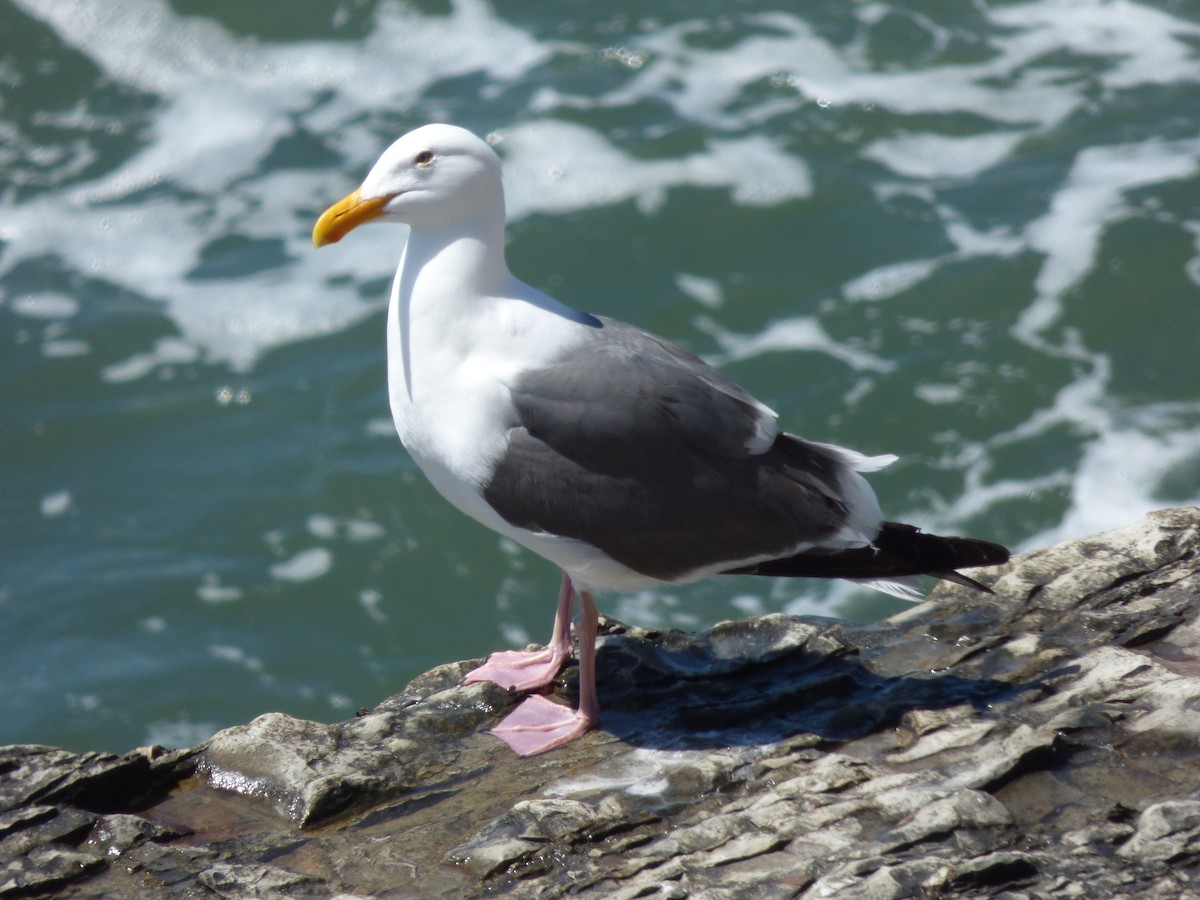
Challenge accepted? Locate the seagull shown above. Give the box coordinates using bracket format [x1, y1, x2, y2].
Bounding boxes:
[312, 124, 1009, 756]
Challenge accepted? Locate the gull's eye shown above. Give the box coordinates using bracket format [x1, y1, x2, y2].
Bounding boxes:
[414, 150, 434, 166]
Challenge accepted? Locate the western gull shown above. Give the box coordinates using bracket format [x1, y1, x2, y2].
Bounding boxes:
[312, 124, 1009, 756]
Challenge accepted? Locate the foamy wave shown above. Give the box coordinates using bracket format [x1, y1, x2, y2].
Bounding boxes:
[1026, 421, 1200, 550]
[696, 314, 894, 375]
[1018, 137, 1200, 352]
[269, 547, 334, 582]
[497, 119, 811, 218]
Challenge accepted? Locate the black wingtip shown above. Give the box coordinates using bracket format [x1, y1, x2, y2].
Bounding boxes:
[931, 570, 996, 594]
[722, 522, 1010, 593]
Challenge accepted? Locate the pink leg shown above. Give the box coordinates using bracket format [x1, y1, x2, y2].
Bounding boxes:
[464, 573, 574, 692]
[490, 588, 600, 756]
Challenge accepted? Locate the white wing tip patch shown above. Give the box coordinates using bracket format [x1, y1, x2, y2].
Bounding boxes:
[743, 401, 780, 454]
[849, 451, 898, 473]
[813, 441, 898, 472]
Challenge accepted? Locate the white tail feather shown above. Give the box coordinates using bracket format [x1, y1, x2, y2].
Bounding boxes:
[812, 441, 899, 473]
[853, 575, 927, 602]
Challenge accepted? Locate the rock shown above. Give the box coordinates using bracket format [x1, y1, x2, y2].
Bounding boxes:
[0, 848, 105, 898]
[1117, 801, 1200, 862]
[197, 862, 326, 898]
[0, 745, 188, 815]
[1, 507, 1199, 898]
[0, 746, 195, 898]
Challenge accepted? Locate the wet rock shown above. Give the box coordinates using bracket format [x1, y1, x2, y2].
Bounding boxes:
[84, 812, 183, 857]
[0, 745, 195, 816]
[1, 507, 1199, 898]
[197, 862, 326, 898]
[0, 847, 105, 898]
[1117, 801, 1200, 862]
[0, 746, 194, 898]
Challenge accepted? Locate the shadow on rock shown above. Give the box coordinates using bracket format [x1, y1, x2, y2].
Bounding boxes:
[576, 617, 1035, 750]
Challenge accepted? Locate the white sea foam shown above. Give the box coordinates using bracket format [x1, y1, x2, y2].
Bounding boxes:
[587, 2, 1200, 134]
[307, 513, 386, 542]
[143, 718, 221, 749]
[3, 0, 809, 374]
[209, 644, 265, 673]
[611, 589, 697, 629]
[497, 119, 811, 218]
[306, 515, 339, 540]
[10, 293, 80, 319]
[1021, 417, 1200, 551]
[269, 547, 334, 582]
[358, 589, 389, 625]
[842, 259, 942, 304]
[4, 0, 551, 372]
[862, 132, 1027, 181]
[675, 273, 724, 308]
[1017, 137, 1200, 351]
[42, 339, 90, 358]
[697, 314, 894, 374]
[988, 0, 1200, 92]
[40, 490, 73, 517]
[102, 337, 200, 383]
[914, 383, 966, 406]
[197, 574, 243, 604]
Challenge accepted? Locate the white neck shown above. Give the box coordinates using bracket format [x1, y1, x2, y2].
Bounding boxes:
[387, 209, 507, 391]
[402, 206, 509, 299]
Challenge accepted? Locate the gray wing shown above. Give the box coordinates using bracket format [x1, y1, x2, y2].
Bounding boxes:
[507, 317, 774, 461]
[483, 317, 859, 581]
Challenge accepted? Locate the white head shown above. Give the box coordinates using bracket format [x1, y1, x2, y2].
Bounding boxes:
[313, 124, 505, 245]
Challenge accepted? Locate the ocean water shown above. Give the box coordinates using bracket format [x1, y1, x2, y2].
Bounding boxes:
[2, 0, 1198, 754]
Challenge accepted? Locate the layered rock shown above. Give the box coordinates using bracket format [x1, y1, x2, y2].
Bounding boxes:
[3, 507, 1199, 898]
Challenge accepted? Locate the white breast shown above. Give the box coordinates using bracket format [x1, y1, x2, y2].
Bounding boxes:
[384, 263, 586, 536]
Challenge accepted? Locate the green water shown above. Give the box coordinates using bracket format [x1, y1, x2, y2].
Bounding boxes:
[2, 0, 1198, 754]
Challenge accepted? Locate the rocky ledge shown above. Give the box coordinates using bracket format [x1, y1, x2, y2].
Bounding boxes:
[3, 507, 1200, 898]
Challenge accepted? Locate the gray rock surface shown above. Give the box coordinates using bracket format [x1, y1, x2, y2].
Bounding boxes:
[2, 507, 1200, 898]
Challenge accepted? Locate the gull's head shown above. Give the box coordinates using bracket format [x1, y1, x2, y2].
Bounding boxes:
[312, 124, 503, 247]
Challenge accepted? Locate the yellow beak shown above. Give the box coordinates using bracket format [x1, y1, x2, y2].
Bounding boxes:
[312, 189, 392, 248]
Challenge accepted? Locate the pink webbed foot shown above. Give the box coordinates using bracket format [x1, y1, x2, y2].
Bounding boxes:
[473, 577, 601, 756]
[463, 647, 568, 693]
[488, 694, 596, 757]
[464, 573, 576, 693]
